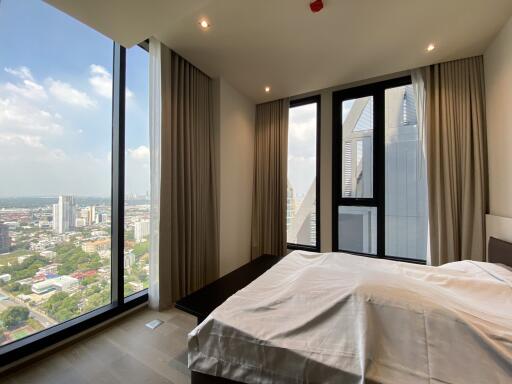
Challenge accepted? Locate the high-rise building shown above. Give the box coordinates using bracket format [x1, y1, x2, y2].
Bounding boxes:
[134, 220, 150, 243]
[78, 207, 95, 226]
[53, 196, 76, 234]
[286, 184, 296, 234]
[90, 206, 96, 224]
[98, 213, 109, 223]
[0, 223, 11, 253]
[52, 203, 59, 233]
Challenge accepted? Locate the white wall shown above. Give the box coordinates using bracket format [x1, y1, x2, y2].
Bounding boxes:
[215, 78, 256, 276]
[484, 16, 512, 218]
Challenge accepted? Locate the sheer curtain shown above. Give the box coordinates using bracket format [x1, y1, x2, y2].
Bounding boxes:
[149, 38, 219, 309]
[411, 69, 431, 264]
[413, 56, 488, 266]
[148, 37, 163, 308]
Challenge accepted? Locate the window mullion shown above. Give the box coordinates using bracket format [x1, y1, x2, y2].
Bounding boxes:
[111, 43, 126, 304]
[375, 89, 385, 259]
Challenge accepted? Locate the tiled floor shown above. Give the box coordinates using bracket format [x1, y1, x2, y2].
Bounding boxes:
[3, 307, 196, 384]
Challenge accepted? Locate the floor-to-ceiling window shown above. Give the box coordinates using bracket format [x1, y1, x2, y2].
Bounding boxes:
[0, 0, 148, 364]
[333, 77, 427, 262]
[124, 44, 150, 297]
[286, 96, 320, 251]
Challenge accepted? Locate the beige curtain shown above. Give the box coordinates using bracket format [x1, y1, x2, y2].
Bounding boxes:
[422, 56, 488, 265]
[251, 99, 289, 259]
[150, 41, 218, 309]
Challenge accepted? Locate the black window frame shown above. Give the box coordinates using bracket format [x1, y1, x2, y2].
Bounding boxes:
[332, 76, 426, 265]
[0, 41, 150, 367]
[286, 95, 321, 253]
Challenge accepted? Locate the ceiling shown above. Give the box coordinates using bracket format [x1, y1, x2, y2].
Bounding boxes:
[45, 0, 512, 103]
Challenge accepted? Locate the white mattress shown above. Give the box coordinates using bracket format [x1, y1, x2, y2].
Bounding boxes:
[188, 251, 512, 383]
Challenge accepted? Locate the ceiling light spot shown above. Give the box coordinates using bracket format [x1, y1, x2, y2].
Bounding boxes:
[199, 19, 210, 29]
[426, 43, 436, 52]
[264, 86, 271, 93]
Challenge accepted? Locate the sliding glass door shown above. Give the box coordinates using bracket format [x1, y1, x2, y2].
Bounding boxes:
[332, 77, 427, 262]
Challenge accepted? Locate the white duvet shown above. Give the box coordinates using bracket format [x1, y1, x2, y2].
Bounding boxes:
[188, 251, 512, 383]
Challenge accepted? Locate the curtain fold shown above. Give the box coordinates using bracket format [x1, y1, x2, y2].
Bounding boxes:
[149, 40, 218, 309]
[251, 99, 289, 259]
[420, 56, 488, 265]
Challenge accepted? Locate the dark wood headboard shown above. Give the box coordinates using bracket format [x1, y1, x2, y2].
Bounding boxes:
[488, 237, 512, 267]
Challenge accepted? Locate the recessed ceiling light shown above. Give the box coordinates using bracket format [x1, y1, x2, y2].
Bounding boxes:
[264, 86, 271, 93]
[426, 43, 436, 52]
[199, 19, 210, 29]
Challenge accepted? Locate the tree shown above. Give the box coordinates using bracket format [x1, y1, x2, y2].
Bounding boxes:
[54, 245, 102, 275]
[0, 306, 30, 329]
[80, 275, 98, 286]
[42, 292, 80, 322]
[3, 282, 32, 295]
[83, 284, 110, 313]
[132, 242, 149, 257]
[125, 229, 135, 241]
[0, 256, 48, 282]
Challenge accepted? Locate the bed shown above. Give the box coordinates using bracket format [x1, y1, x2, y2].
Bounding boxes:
[188, 238, 512, 383]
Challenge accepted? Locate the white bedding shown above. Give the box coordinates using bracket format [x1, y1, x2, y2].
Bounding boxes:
[188, 251, 512, 383]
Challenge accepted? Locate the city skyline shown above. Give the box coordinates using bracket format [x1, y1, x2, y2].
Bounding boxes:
[0, 193, 150, 346]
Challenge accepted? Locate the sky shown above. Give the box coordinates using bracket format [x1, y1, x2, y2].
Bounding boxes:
[288, 103, 317, 198]
[0, 0, 149, 198]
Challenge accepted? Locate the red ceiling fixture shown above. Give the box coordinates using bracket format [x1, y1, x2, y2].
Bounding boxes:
[310, 0, 324, 13]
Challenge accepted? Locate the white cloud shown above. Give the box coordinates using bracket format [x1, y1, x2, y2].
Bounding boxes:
[0, 65, 118, 197]
[3, 80, 47, 101]
[0, 133, 44, 148]
[89, 64, 134, 99]
[128, 145, 149, 160]
[47, 78, 97, 109]
[4, 66, 34, 81]
[0, 97, 63, 135]
[3, 67, 47, 101]
[89, 64, 112, 98]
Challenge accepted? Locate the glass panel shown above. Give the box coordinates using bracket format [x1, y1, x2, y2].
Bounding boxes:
[0, 0, 112, 346]
[287, 102, 317, 247]
[338, 206, 377, 254]
[341, 97, 373, 198]
[124, 46, 150, 297]
[385, 85, 427, 260]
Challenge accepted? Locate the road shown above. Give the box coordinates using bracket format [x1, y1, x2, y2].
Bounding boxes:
[0, 287, 57, 328]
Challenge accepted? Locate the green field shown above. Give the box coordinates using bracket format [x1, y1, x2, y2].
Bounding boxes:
[10, 327, 31, 340]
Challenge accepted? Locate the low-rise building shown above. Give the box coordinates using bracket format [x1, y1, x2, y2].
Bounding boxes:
[71, 270, 97, 280]
[38, 220, 51, 229]
[37, 264, 60, 276]
[0, 273, 11, 283]
[31, 276, 79, 295]
[81, 238, 111, 253]
[40, 250, 56, 259]
[17, 255, 30, 264]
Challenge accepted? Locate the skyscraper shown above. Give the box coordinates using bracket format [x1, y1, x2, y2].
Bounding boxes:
[134, 220, 150, 243]
[52, 196, 76, 234]
[90, 206, 96, 224]
[0, 223, 11, 253]
[52, 203, 59, 233]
